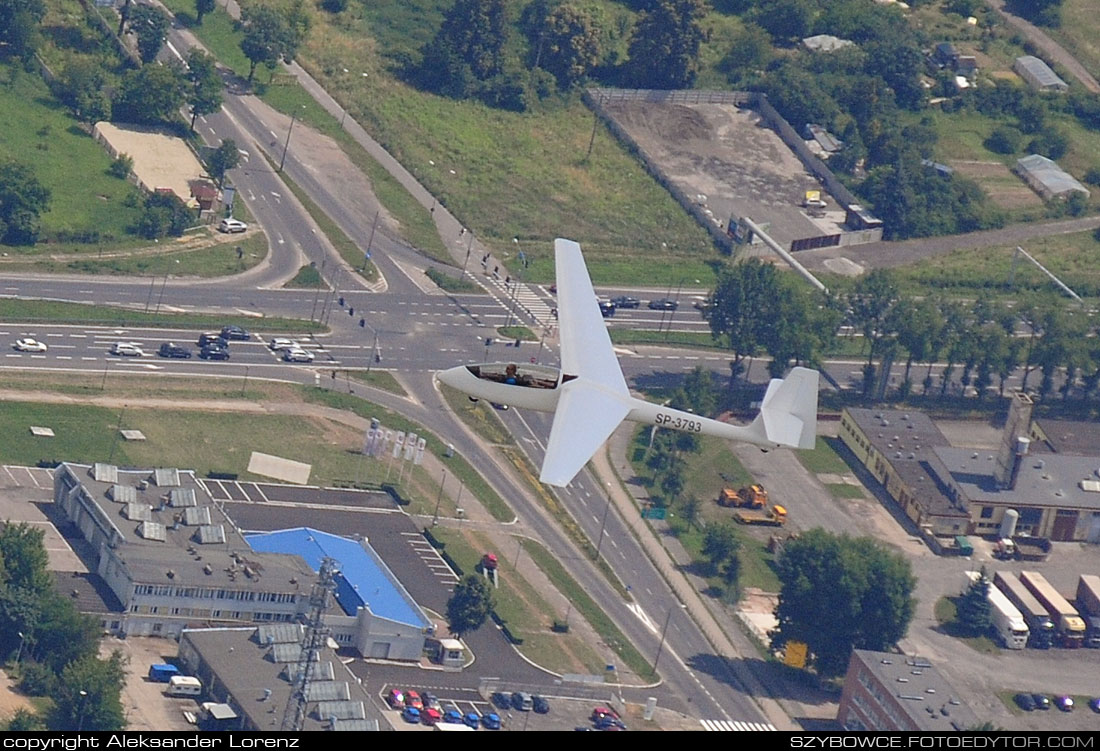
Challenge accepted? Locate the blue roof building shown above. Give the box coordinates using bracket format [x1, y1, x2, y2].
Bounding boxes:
[247, 528, 432, 660]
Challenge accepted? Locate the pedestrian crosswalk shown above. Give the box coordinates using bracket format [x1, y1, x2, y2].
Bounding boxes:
[487, 278, 557, 327]
[700, 719, 776, 731]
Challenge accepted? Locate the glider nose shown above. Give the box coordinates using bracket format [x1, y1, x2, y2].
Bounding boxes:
[436, 365, 467, 390]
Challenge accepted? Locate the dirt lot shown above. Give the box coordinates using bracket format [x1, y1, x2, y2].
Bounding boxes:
[601, 101, 840, 248]
[951, 160, 1043, 210]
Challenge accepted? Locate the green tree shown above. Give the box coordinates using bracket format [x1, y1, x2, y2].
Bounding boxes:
[136, 191, 194, 239]
[0, 522, 52, 593]
[754, 0, 813, 41]
[678, 365, 718, 417]
[47, 653, 126, 731]
[194, 0, 215, 24]
[446, 574, 494, 637]
[58, 59, 113, 124]
[113, 63, 187, 125]
[129, 4, 170, 64]
[761, 281, 838, 377]
[892, 297, 943, 390]
[702, 522, 739, 574]
[5, 708, 44, 731]
[626, 0, 709, 89]
[0, 0, 46, 62]
[0, 162, 51, 246]
[956, 570, 992, 637]
[771, 529, 916, 677]
[419, 0, 509, 96]
[719, 23, 773, 81]
[847, 268, 900, 375]
[706, 259, 782, 381]
[240, 5, 297, 82]
[186, 49, 223, 131]
[985, 125, 1022, 154]
[541, 4, 603, 88]
[33, 593, 101, 675]
[207, 139, 240, 188]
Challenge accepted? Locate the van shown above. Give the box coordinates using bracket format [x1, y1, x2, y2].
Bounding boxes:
[166, 676, 202, 697]
[148, 664, 180, 682]
[511, 691, 533, 711]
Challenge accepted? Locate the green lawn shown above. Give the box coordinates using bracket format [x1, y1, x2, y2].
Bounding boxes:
[0, 66, 143, 247]
[0, 298, 322, 332]
[796, 436, 852, 475]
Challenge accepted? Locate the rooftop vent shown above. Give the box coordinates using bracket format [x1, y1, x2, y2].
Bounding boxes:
[166, 569, 175, 579]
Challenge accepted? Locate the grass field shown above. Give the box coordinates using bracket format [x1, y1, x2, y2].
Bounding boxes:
[0, 65, 143, 246]
[0, 299, 323, 332]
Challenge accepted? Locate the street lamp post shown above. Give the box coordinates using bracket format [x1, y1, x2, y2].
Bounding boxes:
[651, 603, 684, 677]
[278, 106, 306, 172]
[14, 632, 26, 664]
[432, 469, 447, 526]
[76, 689, 89, 731]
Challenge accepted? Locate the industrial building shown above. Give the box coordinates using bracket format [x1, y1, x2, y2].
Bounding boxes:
[51, 464, 435, 656]
[1014, 55, 1069, 92]
[177, 625, 384, 731]
[837, 650, 978, 731]
[839, 396, 1100, 544]
[1015, 154, 1090, 201]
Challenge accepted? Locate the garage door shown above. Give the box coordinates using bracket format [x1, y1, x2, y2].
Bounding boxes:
[369, 642, 390, 659]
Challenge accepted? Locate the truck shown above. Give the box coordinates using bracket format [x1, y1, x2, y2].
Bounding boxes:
[993, 571, 1054, 649]
[1019, 570, 1086, 648]
[1075, 574, 1100, 649]
[717, 484, 768, 509]
[734, 504, 787, 526]
[965, 571, 1028, 649]
[148, 664, 180, 682]
[166, 676, 203, 697]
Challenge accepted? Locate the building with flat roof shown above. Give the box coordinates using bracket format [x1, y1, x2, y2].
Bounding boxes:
[1029, 418, 1100, 456]
[53, 463, 316, 637]
[177, 626, 384, 731]
[838, 650, 979, 731]
[246, 528, 432, 660]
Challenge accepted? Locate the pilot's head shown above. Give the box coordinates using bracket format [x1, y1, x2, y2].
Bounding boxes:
[506, 364, 517, 375]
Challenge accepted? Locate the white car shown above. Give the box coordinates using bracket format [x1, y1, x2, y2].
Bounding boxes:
[269, 338, 298, 351]
[282, 348, 314, 363]
[218, 218, 248, 234]
[110, 342, 145, 357]
[13, 338, 47, 352]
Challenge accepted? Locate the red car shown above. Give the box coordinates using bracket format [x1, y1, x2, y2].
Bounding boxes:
[405, 690, 423, 710]
[386, 688, 405, 709]
[421, 708, 443, 725]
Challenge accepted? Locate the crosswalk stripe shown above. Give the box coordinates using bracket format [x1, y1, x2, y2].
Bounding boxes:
[701, 719, 777, 731]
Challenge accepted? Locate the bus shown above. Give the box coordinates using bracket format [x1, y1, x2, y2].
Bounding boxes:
[993, 571, 1054, 649]
[1019, 570, 1086, 648]
[964, 571, 1028, 649]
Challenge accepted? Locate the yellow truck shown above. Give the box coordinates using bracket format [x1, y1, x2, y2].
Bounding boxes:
[735, 504, 787, 526]
[717, 484, 768, 509]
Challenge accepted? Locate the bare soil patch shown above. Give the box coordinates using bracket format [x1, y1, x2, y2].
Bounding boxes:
[950, 160, 1043, 209]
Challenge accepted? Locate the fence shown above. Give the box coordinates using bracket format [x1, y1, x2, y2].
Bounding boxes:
[585, 88, 874, 253]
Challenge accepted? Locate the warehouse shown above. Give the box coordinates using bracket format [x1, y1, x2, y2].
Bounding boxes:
[1015, 154, 1090, 201]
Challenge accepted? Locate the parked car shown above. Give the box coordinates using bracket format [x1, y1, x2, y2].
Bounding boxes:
[1055, 696, 1074, 712]
[421, 708, 443, 725]
[1015, 693, 1036, 711]
[595, 716, 626, 730]
[385, 688, 405, 709]
[491, 692, 511, 710]
[220, 325, 250, 341]
[481, 713, 501, 730]
[198, 332, 229, 349]
[110, 342, 144, 357]
[269, 338, 298, 351]
[282, 348, 314, 363]
[423, 693, 441, 711]
[610, 296, 640, 309]
[404, 690, 423, 710]
[199, 345, 230, 361]
[463, 712, 480, 729]
[490, 402, 509, 411]
[1032, 694, 1051, 710]
[13, 338, 47, 352]
[532, 695, 550, 714]
[598, 300, 616, 318]
[442, 709, 463, 724]
[401, 706, 420, 724]
[511, 692, 533, 711]
[218, 218, 247, 234]
[158, 342, 192, 359]
[648, 298, 678, 311]
[1089, 697, 1100, 713]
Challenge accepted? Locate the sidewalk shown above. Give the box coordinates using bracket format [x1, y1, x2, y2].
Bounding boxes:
[590, 425, 839, 730]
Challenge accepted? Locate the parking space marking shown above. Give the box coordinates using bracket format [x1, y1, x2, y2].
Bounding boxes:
[249, 483, 270, 503]
[236, 482, 254, 503]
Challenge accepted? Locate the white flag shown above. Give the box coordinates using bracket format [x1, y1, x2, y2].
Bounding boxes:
[413, 437, 427, 465]
[404, 432, 418, 461]
[393, 431, 406, 458]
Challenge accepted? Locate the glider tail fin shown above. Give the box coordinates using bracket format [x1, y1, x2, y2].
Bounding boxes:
[749, 367, 819, 450]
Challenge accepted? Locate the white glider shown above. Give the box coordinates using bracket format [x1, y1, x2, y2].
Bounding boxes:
[436, 239, 819, 487]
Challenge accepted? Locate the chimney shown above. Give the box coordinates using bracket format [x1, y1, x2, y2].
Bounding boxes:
[994, 392, 1033, 489]
[1008, 436, 1030, 490]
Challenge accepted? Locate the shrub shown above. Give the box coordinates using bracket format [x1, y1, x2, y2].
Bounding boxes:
[1083, 168, 1100, 186]
[985, 125, 1021, 154]
[108, 154, 133, 180]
